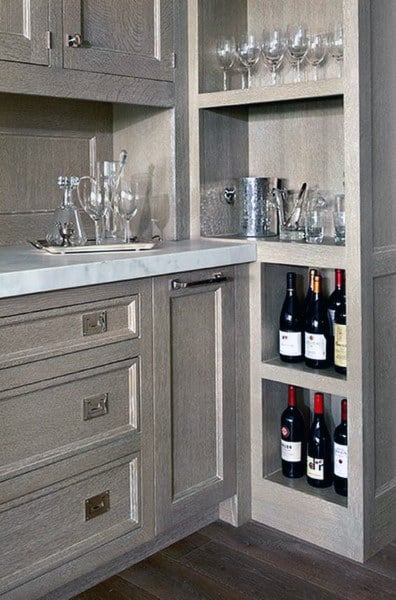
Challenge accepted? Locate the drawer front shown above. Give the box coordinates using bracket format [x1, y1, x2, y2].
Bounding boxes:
[0, 294, 140, 366]
[0, 358, 141, 470]
[0, 455, 141, 583]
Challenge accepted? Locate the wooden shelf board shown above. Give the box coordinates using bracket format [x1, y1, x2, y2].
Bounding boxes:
[265, 469, 348, 508]
[255, 238, 347, 268]
[198, 79, 344, 109]
[260, 357, 348, 396]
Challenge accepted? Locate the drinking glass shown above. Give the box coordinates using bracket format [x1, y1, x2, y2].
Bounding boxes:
[236, 34, 261, 88]
[333, 193, 345, 245]
[78, 165, 112, 245]
[262, 29, 285, 85]
[306, 33, 327, 81]
[216, 36, 236, 91]
[115, 178, 142, 243]
[305, 209, 325, 243]
[328, 23, 344, 77]
[285, 25, 309, 83]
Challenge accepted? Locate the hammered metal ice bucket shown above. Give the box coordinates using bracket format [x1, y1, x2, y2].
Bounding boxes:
[224, 177, 286, 237]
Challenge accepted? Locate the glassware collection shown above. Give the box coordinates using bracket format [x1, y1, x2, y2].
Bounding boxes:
[280, 385, 348, 496]
[279, 268, 347, 374]
[216, 23, 343, 90]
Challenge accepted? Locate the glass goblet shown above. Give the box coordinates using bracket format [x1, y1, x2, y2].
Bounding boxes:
[285, 25, 309, 83]
[115, 179, 141, 243]
[216, 36, 236, 91]
[306, 33, 327, 81]
[262, 29, 285, 86]
[236, 34, 261, 88]
[77, 176, 109, 245]
[328, 23, 344, 77]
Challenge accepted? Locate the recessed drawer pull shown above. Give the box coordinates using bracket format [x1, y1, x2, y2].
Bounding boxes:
[82, 311, 107, 336]
[85, 491, 110, 521]
[83, 393, 109, 421]
[171, 272, 231, 290]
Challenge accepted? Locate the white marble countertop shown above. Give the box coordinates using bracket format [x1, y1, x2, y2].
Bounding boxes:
[0, 239, 256, 298]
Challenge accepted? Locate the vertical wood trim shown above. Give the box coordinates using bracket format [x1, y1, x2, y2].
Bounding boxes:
[215, 287, 224, 480]
[187, 0, 200, 238]
[154, 0, 161, 60]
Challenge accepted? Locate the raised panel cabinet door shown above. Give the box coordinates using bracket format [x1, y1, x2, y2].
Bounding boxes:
[62, 0, 174, 81]
[0, 0, 49, 65]
[153, 268, 237, 532]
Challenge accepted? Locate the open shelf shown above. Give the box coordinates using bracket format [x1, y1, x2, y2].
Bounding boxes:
[260, 358, 348, 397]
[256, 238, 346, 269]
[265, 469, 347, 508]
[198, 79, 344, 109]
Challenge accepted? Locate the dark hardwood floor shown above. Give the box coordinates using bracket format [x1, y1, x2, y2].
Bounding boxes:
[73, 521, 396, 599]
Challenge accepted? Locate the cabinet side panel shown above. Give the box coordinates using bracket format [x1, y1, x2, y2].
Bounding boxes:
[170, 291, 219, 497]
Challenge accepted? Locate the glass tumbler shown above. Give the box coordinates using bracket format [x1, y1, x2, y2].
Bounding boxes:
[305, 209, 325, 243]
[333, 193, 345, 245]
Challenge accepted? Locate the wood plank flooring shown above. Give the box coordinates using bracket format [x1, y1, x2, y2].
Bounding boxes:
[73, 521, 396, 600]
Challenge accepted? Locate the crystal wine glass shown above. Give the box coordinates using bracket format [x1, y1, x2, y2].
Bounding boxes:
[306, 33, 327, 81]
[236, 34, 261, 88]
[328, 23, 344, 77]
[216, 36, 236, 91]
[262, 29, 285, 86]
[115, 178, 142, 243]
[285, 25, 309, 83]
[78, 172, 110, 245]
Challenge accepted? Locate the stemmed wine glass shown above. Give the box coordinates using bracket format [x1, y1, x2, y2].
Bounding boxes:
[285, 25, 309, 83]
[216, 36, 236, 91]
[236, 34, 261, 88]
[306, 33, 327, 81]
[262, 29, 285, 86]
[115, 178, 142, 243]
[328, 23, 344, 77]
[78, 169, 111, 245]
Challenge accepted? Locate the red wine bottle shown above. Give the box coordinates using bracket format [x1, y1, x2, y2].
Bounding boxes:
[279, 272, 303, 363]
[307, 393, 332, 488]
[304, 268, 318, 313]
[334, 399, 348, 496]
[334, 284, 347, 375]
[281, 385, 305, 478]
[304, 275, 331, 368]
[327, 269, 344, 335]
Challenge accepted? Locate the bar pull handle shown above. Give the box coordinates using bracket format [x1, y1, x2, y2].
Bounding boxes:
[171, 272, 231, 290]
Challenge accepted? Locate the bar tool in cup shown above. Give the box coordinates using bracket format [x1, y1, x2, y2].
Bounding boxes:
[333, 193, 345, 245]
[46, 176, 87, 246]
[273, 183, 307, 241]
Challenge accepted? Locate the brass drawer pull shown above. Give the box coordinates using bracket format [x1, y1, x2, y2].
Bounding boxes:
[85, 491, 110, 521]
[171, 272, 231, 290]
[82, 311, 107, 336]
[83, 393, 108, 421]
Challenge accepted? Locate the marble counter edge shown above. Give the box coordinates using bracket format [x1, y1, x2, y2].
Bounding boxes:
[0, 240, 257, 298]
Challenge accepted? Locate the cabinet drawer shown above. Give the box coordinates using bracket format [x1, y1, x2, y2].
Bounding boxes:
[0, 294, 140, 367]
[0, 454, 142, 586]
[0, 357, 141, 471]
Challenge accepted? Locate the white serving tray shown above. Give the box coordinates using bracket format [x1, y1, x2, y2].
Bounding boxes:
[29, 240, 156, 254]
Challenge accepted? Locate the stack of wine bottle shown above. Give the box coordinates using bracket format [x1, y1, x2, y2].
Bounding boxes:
[279, 268, 346, 373]
[281, 385, 348, 497]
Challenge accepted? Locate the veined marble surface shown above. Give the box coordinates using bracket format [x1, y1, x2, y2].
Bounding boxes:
[0, 239, 256, 298]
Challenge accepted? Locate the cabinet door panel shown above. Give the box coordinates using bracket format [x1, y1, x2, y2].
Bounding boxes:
[154, 268, 236, 532]
[0, 0, 49, 65]
[63, 0, 174, 81]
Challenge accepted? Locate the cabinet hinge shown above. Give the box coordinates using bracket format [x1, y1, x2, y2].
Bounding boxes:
[171, 52, 176, 69]
[46, 31, 52, 50]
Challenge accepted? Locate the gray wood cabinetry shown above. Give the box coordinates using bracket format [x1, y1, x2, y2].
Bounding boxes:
[63, 0, 174, 82]
[0, 0, 49, 66]
[153, 267, 237, 532]
[0, 280, 155, 599]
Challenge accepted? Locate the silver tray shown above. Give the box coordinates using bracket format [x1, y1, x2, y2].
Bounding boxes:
[29, 239, 157, 254]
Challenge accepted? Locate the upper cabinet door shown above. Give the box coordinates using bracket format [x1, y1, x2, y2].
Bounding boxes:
[62, 0, 174, 81]
[0, 0, 49, 65]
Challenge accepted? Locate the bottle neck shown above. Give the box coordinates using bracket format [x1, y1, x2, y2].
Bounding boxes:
[288, 386, 296, 407]
[335, 269, 343, 290]
[313, 275, 322, 297]
[314, 393, 324, 415]
[341, 399, 347, 422]
[62, 187, 73, 207]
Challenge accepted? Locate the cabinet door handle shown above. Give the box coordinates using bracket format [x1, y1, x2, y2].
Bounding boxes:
[171, 272, 231, 290]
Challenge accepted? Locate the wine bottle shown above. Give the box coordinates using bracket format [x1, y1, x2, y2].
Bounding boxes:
[279, 272, 303, 363]
[304, 268, 318, 313]
[281, 385, 305, 478]
[334, 399, 348, 496]
[304, 275, 331, 368]
[307, 393, 332, 488]
[327, 269, 344, 335]
[334, 284, 347, 375]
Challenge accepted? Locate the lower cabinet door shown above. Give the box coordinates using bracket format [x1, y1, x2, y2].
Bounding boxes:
[153, 267, 237, 532]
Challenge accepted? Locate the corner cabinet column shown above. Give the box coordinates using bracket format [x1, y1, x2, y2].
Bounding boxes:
[153, 267, 237, 532]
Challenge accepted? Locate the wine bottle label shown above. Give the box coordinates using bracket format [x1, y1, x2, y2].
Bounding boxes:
[334, 442, 348, 478]
[328, 309, 336, 335]
[279, 331, 302, 356]
[304, 333, 327, 360]
[334, 324, 347, 367]
[281, 439, 302, 462]
[307, 455, 325, 480]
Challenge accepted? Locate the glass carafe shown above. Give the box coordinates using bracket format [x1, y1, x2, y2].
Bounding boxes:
[46, 176, 87, 246]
